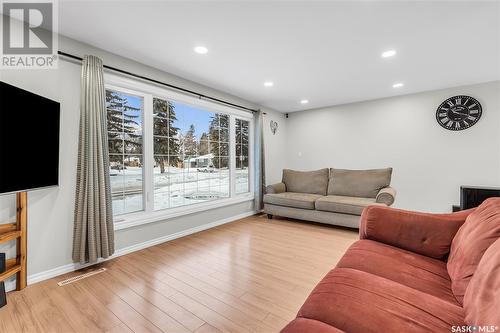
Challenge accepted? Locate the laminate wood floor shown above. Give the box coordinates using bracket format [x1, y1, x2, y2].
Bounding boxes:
[0, 214, 358, 333]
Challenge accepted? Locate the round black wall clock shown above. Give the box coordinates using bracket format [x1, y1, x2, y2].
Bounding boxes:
[436, 95, 482, 131]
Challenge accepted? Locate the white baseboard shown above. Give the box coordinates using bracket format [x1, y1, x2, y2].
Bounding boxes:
[8, 210, 257, 290]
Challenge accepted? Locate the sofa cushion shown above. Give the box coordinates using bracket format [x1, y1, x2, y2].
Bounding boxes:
[328, 168, 392, 198]
[296, 268, 464, 333]
[360, 205, 472, 259]
[315, 195, 383, 215]
[447, 198, 500, 305]
[281, 318, 345, 333]
[282, 169, 329, 195]
[337, 240, 459, 304]
[263, 192, 324, 210]
[463, 238, 500, 327]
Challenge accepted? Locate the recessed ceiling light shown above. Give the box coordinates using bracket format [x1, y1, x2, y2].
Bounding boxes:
[300, 99, 309, 104]
[392, 82, 404, 88]
[264, 81, 274, 87]
[194, 46, 208, 54]
[381, 49, 397, 58]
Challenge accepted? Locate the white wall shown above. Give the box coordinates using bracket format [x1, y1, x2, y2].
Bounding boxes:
[262, 110, 287, 185]
[285, 81, 500, 212]
[0, 35, 282, 284]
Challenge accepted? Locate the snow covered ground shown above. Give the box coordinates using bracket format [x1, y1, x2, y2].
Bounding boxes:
[111, 166, 249, 215]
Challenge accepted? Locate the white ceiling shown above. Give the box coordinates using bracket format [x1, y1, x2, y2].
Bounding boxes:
[59, 1, 500, 112]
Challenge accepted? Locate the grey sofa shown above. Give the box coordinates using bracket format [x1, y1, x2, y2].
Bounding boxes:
[264, 168, 396, 228]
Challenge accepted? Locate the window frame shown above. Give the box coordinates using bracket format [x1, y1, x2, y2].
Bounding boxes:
[105, 73, 254, 231]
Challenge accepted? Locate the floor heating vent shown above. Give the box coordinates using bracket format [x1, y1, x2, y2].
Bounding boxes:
[57, 268, 107, 286]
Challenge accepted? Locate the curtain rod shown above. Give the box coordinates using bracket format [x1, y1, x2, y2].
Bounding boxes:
[57, 51, 259, 113]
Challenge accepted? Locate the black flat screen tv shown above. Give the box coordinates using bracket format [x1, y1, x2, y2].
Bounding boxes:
[0, 81, 60, 194]
[460, 186, 500, 210]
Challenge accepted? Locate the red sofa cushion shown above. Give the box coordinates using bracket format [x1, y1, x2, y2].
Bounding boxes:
[336, 239, 458, 304]
[447, 198, 500, 304]
[295, 268, 464, 333]
[281, 318, 345, 333]
[360, 205, 472, 259]
[463, 238, 500, 327]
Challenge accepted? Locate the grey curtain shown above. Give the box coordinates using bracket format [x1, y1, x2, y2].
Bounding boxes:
[254, 110, 266, 211]
[73, 55, 114, 264]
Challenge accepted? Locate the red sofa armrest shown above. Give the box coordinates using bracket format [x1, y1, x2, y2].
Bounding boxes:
[359, 205, 475, 259]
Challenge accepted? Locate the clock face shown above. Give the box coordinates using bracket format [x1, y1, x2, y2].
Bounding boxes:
[436, 95, 482, 131]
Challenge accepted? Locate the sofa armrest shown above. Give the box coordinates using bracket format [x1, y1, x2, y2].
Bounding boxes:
[376, 186, 396, 206]
[265, 182, 286, 194]
[359, 205, 475, 259]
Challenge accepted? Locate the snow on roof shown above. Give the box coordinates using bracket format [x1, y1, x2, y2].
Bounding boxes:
[184, 153, 214, 161]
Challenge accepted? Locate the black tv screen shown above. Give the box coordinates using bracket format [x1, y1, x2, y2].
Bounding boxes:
[0, 81, 60, 194]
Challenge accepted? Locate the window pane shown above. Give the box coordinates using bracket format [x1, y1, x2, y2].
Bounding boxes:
[108, 132, 124, 154]
[236, 166, 249, 194]
[153, 98, 231, 211]
[220, 114, 229, 128]
[124, 156, 143, 209]
[198, 139, 209, 155]
[235, 119, 242, 143]
[219, 143, 229, 157]
[110, 156, 143, 215]
[106, 90, 144, 215]
[220, 167, 230, 198]
[209, 141, 220, 156]
[124, 134, 142, 154]
[241, 121, 249, 144]
[235, 119, 250, 194]
[220, 128, 229, 143]
[107, 111, 123, 132]
[219, 157, 229, 169]
[153, 117, 169, 136]
[110, 171, 125, 211]
[154, 169, 170, 210]
[241, 144, 249, 158]
[154, 136, 169, 154]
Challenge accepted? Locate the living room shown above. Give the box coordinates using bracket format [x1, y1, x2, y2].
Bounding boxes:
[0, 1, 499, 332]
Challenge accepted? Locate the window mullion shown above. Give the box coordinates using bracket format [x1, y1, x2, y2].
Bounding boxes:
[229, 114, 236, 198]
[249, 119, 254, 196]
[143, 94, 154, 213]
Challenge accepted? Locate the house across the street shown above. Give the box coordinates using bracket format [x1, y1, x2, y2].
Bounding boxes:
[183, 153, 214, 169]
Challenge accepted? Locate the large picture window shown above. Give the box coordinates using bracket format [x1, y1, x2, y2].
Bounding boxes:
[105, 77, 253, 223]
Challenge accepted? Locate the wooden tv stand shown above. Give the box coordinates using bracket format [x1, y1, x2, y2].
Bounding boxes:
[0, 192, 27, 290]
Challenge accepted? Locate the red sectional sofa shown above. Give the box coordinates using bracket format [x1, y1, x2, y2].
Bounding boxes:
[281, 198, 500, 333]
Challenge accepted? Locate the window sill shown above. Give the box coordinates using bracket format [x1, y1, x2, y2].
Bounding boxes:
[113, 194, 255, 231]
